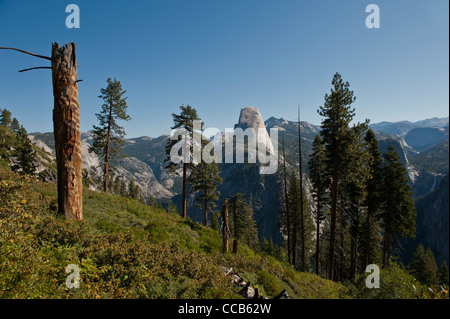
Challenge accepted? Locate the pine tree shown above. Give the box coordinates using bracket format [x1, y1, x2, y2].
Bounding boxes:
[380, 145, 416, 267]
[12, 126, 36, 175]
[91, 78, 131, 193]
[0, 108, 12, 127]
[10, 117, 20, 133]
[189, 160, 222, 226]
[228, 193, 258, 252]
[286, 173, 314, 271]
[164, 105, 202, 219]
[439, 261, 449, 286]
[297, 105, 306, 271]
[318, 72, 358, 280]
[344, 123, 369, 281]
[362, 129, 383, 269]
[308, 134, 328, 275]
[409, 244, 439, 286]
[280, 133, 292, 264]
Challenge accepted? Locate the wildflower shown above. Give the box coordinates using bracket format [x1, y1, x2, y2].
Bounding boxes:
[21, 199, 27, 205]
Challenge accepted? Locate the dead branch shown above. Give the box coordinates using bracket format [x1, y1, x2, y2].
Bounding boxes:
[18, 66, 52, 73]
[0, 47, 51, 60]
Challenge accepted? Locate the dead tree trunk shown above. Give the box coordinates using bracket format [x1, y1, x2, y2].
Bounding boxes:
[222, 200, 230, 253]
[0, 43, 83, 221]
[51, 43, 83, 221]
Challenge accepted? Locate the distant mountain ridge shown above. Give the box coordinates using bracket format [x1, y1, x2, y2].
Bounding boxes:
[369, 116, 449, 136]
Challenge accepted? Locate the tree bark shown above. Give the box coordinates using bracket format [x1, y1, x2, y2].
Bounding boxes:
[364, 207, 372, 270]
[103, 102, 113, 192]
[282, 135, 291, 265]
[203, 193, 207, 226]
[298, 108, 305, 272]
[222, 201, 230, 253]
[328, 156, 338, 281]
[182, 163, 187, 219]
[51, 42, 82, 221]
[315, 200, 321, 275]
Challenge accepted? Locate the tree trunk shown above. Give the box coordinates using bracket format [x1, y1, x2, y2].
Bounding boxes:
[282, 136, 291, 265]
[382, 230, 391, 267]
[328, 157, 338, 281]
[222, 201, 229, 253]
[52, 43, 82, 221]
[203, 193, 207, 226]
[103, 102, 113, 192]
[298, 108, 305, 272]
[364, 209, 371, 269]
[315, 200, 321, 275]
[182, 163, 187, 218]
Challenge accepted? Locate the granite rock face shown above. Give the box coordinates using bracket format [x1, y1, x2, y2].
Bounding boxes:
[234, 106, 275, 154]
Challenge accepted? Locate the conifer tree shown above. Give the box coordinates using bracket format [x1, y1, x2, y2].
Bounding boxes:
[228, 193, 258, 252]
[10, 118, 20, 133]
[308, 134, 328, 275]
[380, 145, 416, 267]
[280, 133, 292, 264]
[189, 160, 222, 226]
[0, 108, 12, 127]
[286, 173, 314, 271]
[344, 123, 369, 280]
[409, 244, 439, 286]
[164, 105, 202, 219]
[91, 78, 131, 193]
[439, 261, 449, 286]
[363, 129, 383, 268]
[12, 126, 36, 175]
[318, 72, 357, 280]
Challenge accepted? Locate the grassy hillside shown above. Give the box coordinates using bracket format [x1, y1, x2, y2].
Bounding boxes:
[0, 166, 351, 299]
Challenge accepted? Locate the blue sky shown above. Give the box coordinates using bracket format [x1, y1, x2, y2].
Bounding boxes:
[0, 0, 448, 138]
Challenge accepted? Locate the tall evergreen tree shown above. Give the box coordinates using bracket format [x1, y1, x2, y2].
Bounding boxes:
[286, 173, 314, 271]
[318, 72, 357, 280]
[164, 105, 202, 219]
[189, 160, 222, 226]
[90, 78, 131, 193]
[10, 117, 20, 133]
[0, 108, 12, 127]
[344, 123, 369, 281]
[308, 134, 328, 275]
[363, 129, 383, 269]
[380, 145, 416, 267]
[280, 133, 292, 264]
[409, 244, 439, 286]
[297, 106, 306, 272]
[12, 126, 36, 175]
[439, 261, 449, 286]
[228, 193, 258, 252]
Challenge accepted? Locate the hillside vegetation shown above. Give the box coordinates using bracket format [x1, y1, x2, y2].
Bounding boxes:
[0, 165, 351, 299]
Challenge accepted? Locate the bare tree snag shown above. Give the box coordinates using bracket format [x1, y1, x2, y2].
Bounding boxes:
[221, 200, 230, 253]
[1, 44, 83, 221]
[51, 42, 83, 221]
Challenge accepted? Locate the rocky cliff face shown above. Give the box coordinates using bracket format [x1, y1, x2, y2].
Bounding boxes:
[234, 107, 275, 154]
[402, 174, 449, 266]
